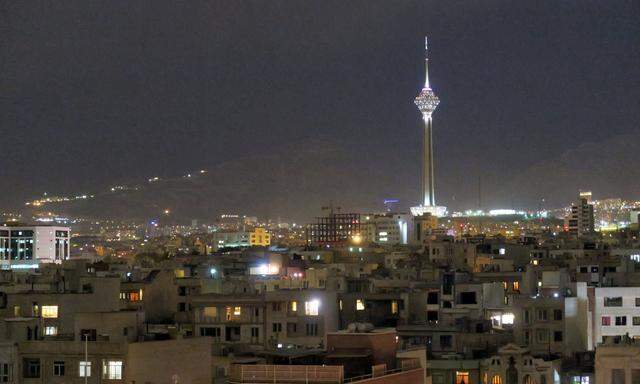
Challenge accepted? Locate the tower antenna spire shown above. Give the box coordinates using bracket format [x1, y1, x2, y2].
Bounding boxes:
[424, 36, 430, 89]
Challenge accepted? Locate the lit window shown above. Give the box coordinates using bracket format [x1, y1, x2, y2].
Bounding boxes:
[41, 306, 58, 319]
[501, 313, 515, 325]
[305, 300, 319, 316]
[456, 371, 470, 384]
[233, 306, 241, 316]
[102, 360, 122, 380]
[356, 299, 365, 311]
[291, 301, 298, 312]
[391, 300, 399, 314]
[513, 281, 520, 291]
[492, 375, 503, 384]
[204, 307, 218, 318]
[45, 326, 57, 336]
[79, 361, 91, 377]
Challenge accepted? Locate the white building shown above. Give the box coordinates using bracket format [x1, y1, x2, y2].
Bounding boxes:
[0, 226, 70, 268]
[362, 213, 410, 245]
[592, 287, 640, 348]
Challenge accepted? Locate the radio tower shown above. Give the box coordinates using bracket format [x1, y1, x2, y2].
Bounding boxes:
[411, 37, 447, 217]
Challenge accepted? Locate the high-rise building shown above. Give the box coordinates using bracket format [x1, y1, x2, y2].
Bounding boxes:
[565, 192, 594, 236]
[0, 225, 70, 268]
[306, 213, 361, 246]
[411, 37, 446, 218]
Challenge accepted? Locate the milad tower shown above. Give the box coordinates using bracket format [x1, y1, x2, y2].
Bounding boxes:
[411, 37, 447, 217]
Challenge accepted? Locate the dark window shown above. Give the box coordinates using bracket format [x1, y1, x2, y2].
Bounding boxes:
[591, 267, 599, 273]
[53, 361, 65, 376]
[604, 297, 623, 307]
[553, 309, 563, 320]
[440, 335, 452, 348]
[272, 323, 282, 333]
[442, 301, 452, 308]
[80, 329, 97, 341]
[554, 331, 563, 342]
[23, 358, 40, 378]
[636, 298, 640, 307]
[579, 267, 588, 273]
[427, 292, 439, 305]
[200, 327, 221, 337]
[459, 292, 477, 305]
[306, 323, 318, 336]
[251, 327, 259, 338]
[178, 303, 186, 312]
[615, 316, 627, 326]
[178, 286, 187, 296]
[427, 311, 438, 322]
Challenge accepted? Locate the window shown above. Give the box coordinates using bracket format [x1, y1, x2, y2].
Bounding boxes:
[615, 316, 627, 326]
[272, 323, 282, 333]
[537, 309, 548, 321]
[523, 375, 535, 384]
[200, 327, 221, 337]
[591, 267, 599, 273]
[81, 329, 97, 341]
[427, 292, 439, 304]
[291, 301, 298, 312]
[53, 361, 65, 376]
[23, 358, 40, 378]
[44, 326, 57, 336]
[524, 331, 530, 345]
[456, 371, 470, 384]
[554, 309, 563, 321]
[612, 369, 624, 384]
[41, 305, 58, 318]
[492, 375, 503, 384]
[524, 310, 530, 324]
[272, 302, 282, 311]
[580, 267, 588, 273]
[634, 317, 640, 326]
[536, 329, 549, 343]
[304, 300, 319, 316]
[287, 322, 297, 335]
[602, 316, 611, 326]
[233, 306, 241, 316]
[391, 300, 399, 314]
[0, 363, 10, 382]
[102, 360, 123, 380]
[459, 292, 477, 304]
[554, 331, 563, 342]
[251, 327, 259, 338]
[440, 335, 452, 348]
[513, 281, 520, 291]
[177, 303, 186, 312]
[636, 298, 640, 307]
[604, 297, 623, 307]
[203, 307, 218, 318]
[306, 323, 318, 336]
[78, 361, 91, 377]
[356, 299, 365, 311]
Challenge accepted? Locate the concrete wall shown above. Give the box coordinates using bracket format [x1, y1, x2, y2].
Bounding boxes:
[126, 337, 212, 384]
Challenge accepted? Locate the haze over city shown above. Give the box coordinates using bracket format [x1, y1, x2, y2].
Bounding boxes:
[3, 1, 639, 221]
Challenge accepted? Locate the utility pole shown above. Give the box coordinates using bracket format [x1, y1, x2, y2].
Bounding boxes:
[84, 333, 88, 384]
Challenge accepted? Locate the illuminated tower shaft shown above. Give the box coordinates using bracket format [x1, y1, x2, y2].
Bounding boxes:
[414, 37, 440, 207]
[422, 113, 435, 206]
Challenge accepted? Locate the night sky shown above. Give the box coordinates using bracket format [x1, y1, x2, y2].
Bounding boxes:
[2, 1, 639, 219]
